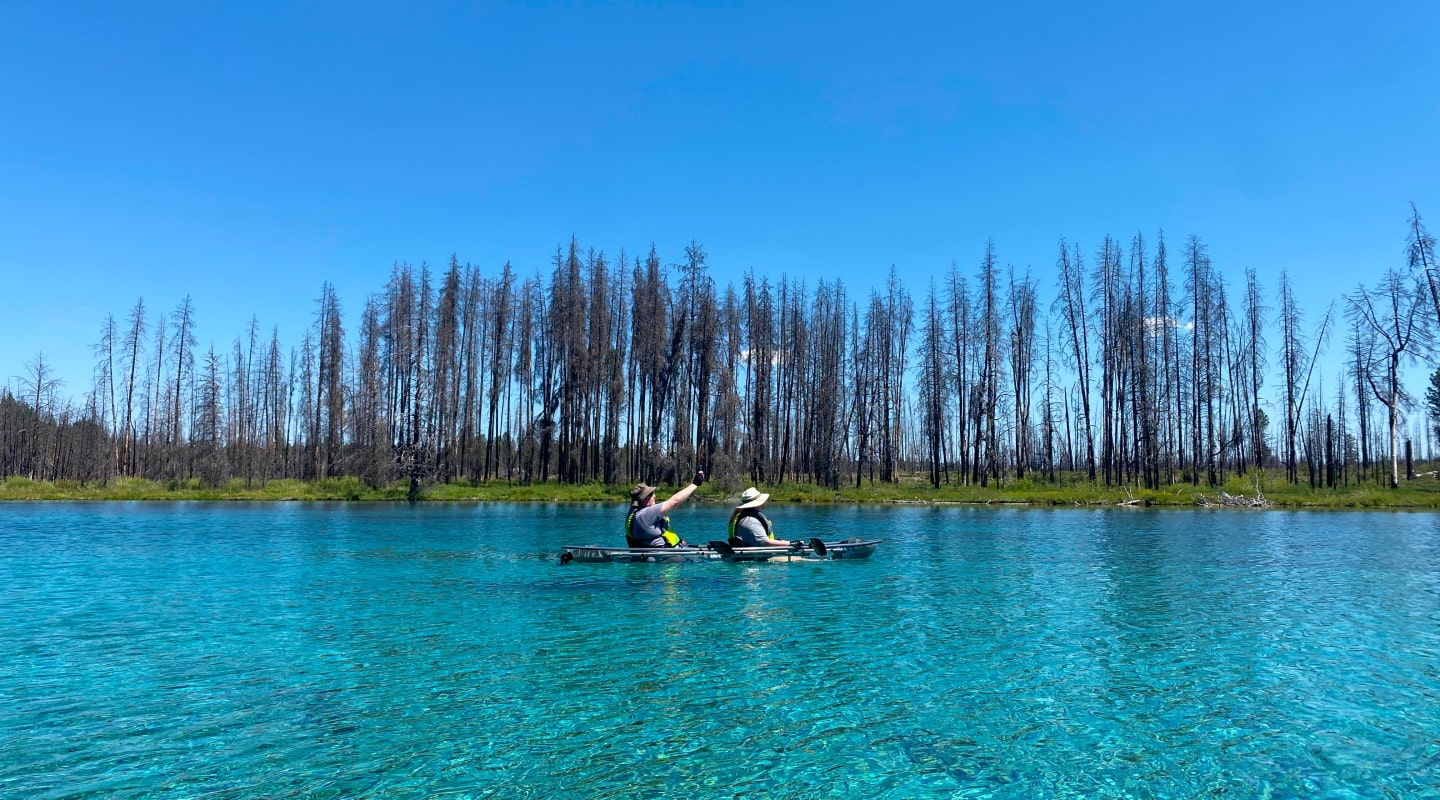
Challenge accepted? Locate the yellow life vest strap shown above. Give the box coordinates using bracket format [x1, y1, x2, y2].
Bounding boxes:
[628, 507, 680, 547]
[729, 509, 773, 543]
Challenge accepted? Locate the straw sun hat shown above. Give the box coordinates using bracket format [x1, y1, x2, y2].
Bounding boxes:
[737, 487, 770, 508]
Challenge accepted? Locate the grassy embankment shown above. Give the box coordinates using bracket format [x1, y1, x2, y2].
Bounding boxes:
[3, 472, 1440, 508]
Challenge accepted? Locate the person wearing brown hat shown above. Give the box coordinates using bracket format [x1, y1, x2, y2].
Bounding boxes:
[625, 467, 705, 548]
[728, 486, 790, 547]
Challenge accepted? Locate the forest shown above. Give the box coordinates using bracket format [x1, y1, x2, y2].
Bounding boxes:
[4, 208, 1439, 498]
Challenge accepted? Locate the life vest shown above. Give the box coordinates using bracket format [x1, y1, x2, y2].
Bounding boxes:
[728, 509, 774, 543]
[627, 507, 680, 547]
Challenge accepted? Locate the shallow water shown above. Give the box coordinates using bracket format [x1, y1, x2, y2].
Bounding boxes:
[2, 502, 1438, 798]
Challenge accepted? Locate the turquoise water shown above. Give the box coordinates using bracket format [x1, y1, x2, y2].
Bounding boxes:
[3, 503, 1439, 799]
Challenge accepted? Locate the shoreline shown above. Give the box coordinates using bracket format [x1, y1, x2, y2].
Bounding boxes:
[4, 476, 1440, 509]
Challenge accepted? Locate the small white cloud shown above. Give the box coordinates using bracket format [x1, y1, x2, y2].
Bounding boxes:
[1143, 316, 1193, 334]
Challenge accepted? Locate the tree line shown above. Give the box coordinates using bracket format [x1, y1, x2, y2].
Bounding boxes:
[5, 210, 1439, 494]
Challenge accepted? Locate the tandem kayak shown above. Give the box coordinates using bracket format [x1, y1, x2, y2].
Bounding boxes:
[559, 537, 882, 565]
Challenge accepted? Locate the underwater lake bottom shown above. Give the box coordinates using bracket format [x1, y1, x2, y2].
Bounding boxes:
[2, 502, 1438, 798]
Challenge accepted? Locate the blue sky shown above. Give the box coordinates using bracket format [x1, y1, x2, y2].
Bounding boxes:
[3, 1, 1438, 401]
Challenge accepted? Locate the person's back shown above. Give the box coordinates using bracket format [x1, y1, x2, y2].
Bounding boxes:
[626, 470, 704, 548]
[627, 500, 674, 547]
[728, 487, 788, 547]
[730, 510, 773, 547]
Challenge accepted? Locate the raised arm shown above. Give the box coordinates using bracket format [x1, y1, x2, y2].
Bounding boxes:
[659, 482, 697, 514]
[659, 468, 705, 513]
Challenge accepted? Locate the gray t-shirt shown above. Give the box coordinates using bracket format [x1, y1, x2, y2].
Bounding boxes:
[733, 513, 773, 547]
[629, 503, 670, 547]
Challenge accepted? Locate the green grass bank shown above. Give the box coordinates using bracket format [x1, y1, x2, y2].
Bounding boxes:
[4, 473, 1440, 508]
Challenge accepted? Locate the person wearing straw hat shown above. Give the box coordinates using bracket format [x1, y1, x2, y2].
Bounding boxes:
[626, 467, 705, 548]
[728, 487, 790, 547]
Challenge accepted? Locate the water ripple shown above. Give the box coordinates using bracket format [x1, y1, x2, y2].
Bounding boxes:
[2, 504, 1439, 797]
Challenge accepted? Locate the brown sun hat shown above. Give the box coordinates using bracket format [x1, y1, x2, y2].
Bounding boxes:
[630, 483, 656, 504]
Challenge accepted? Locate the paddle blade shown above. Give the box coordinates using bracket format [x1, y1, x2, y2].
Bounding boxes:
[809, 538, 827, 557]
[707, 540, 735, 555]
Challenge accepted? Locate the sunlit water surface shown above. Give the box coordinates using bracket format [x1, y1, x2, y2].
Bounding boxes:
[3, 502, 1439, 799]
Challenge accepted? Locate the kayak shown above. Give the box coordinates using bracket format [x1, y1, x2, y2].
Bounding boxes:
[560, 544, 718, 564]
[713, 538, 882, 562]
[560, 537, 882, 565]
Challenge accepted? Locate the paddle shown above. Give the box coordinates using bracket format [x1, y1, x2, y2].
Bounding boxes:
[711, 538, 828, 559]
[710, 539, 792, 559]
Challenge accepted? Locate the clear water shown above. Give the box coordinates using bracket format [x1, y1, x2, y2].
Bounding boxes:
[3, 503, 1439, 799]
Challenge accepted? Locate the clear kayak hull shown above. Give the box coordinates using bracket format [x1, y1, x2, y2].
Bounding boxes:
[560, 539, 881, 564]
[561, 545, 719, 564]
